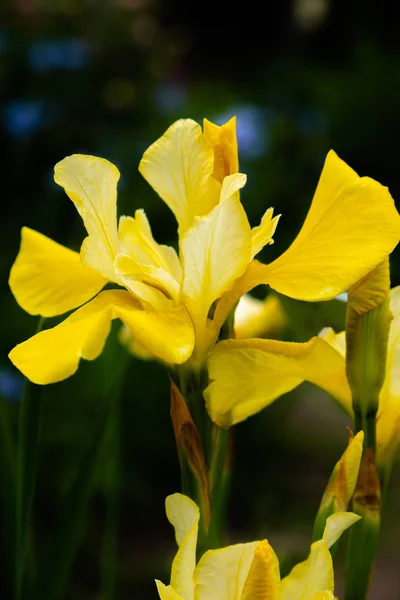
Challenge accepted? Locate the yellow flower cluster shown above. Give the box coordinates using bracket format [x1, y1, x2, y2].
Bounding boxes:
[8, 116, 400, 386]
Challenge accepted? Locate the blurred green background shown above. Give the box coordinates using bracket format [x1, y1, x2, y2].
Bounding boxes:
[1, 0, 400, 598]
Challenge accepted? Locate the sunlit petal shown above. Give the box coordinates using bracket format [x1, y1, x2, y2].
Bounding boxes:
[251, 208, 281, 259]
[181, 175, 251, 341]
[205, 336, 351, 428]
[166, 494, 199, 600]
[139, 119, 221, 232]
[54, 154, 120, 280]
[243, 151, 400, 300]
[9, 290, 194, 383]
[9, 227, 106, 317]
[194, 542, 259, 600]
[203, 117, 238, 182]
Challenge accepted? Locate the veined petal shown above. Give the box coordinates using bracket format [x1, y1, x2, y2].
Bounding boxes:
[156, 581, 185, 600]
[234, 293, 287, 340]
[139, 119, 221, 232]
[205, 336, 351, 428]
[9, 227, 106, 317]
[241, 540, 281, 600]
[166, 494, 199, 600]
[54, 155, 120, 280]
[246, 151, 400, 300]
[182, 177, 251, 340]
[9, 290, 195, 383]
[194, 542, 259, 600]
[251, 208, 281, 259]
[203, 117, 238, 183]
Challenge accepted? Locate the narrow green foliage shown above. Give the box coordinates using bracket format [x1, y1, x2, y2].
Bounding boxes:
[16, 317, 45, 600]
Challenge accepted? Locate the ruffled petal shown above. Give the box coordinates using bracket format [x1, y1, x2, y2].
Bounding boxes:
[181, 174, 251, 343]
[244, 151, 400, 300]
[205, 336, 352, 428]
[194, 542, 259, 600]
[54, 154, 120, 280]
[9, 227, 106, 317]
[166, 494, 199, 600]
[139, 119, 221, 232]
[9, 290, 195, 383]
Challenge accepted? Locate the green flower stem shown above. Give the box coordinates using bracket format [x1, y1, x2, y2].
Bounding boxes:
[100, 349, 131, 600]
[16, 317, 45, 600]
[207, 425, 230, 548]
[0, 393, 17, 600]
[345, 408, 380, 600]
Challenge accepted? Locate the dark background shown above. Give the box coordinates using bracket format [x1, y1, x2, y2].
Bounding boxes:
[1, 1, 400, 598]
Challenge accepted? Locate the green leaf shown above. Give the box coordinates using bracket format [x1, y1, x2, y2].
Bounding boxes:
[0, 396, 17, 600]
[29, 409, 109, 600]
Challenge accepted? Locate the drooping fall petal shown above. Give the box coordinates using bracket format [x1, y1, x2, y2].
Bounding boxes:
[194, 542, 259, 600]
[9, 290, 194, 384]
[166, 494, 199, 600]
[232, 151, 400, 301]
[181, 174, 251, 344]
[205, 335, 352, 428]
[54, 154, 120, 280]
[9, 227, 106, 317]
[139, 119, 221, 232]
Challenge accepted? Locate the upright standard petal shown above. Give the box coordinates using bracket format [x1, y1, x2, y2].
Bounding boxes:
[156, 581, 185, 600]
[250, 208, 281, 260]
[9, 227, 106, 317]
[166, 494, 199, 600]
[243, 151, 400, 301]
[54, 154, 120, 280]
[9, 290, 195, 384]
[205, 336, 352, 428]
[241, 540, 281, 600]
[203, 117, 239, 183]
[194, 542, 259, 600]
[139, 119, 221, 232]
[279, 513, 359, 600]
[181, 174, 251, 348]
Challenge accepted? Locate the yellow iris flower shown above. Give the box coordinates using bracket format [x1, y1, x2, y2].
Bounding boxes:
[156, 493, 359, 600]
[205, 287, 400, 469]
[9, 116, 400, 384]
